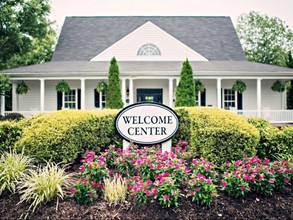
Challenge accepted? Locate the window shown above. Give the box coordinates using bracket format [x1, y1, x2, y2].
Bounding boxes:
[63, 89, 77, 109]
[195, 91, 201, 106]
[94, 89, 106, 108]
[223, 89, 237, 110]
[137, 43, 161, 56]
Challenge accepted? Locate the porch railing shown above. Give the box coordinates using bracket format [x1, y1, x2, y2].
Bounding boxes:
[3, 109, 293, 124]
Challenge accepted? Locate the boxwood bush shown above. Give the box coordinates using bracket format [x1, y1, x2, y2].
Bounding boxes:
[0, 121, 23, 152]
[16, 110, 121, 164]
[180, 107, 260, 166]
[275, 126, 293, 156]
[247, 117, 279, 159]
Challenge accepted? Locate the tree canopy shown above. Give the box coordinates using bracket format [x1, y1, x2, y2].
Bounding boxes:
[175, 59, 195, 107]
[0, 0, 56, 70]
[237, 11, 293, 67]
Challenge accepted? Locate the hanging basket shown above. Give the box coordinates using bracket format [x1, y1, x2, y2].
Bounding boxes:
[56, 80, 71, 93]
[96, 81, 107, 93]
[271, 80, 285, 92]
[232, 80, 247, 93]
[16, 81, 30, 95]
[194, 80, 205, 93]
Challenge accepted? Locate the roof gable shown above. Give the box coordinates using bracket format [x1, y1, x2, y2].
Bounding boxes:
[52, 16, 246, 61]
[91, 21, 208, 61]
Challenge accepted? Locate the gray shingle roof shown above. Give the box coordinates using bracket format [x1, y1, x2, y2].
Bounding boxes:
[4, 61, 293, 78]
[52, 16, 246, 61]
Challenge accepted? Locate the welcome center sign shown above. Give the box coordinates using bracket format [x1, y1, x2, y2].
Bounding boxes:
[115, 102, 179, 151]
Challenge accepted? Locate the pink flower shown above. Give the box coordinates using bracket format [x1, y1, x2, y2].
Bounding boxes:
[145, 190, 151, 197]
[164, 195, 170, 200]
[284, 179, 289, 184]
[89, 192, 93, 198]
[152, 187, 158, 195]
[190, 191, 195, 196]
[240, 185, 245, 191]
[146, 180, 152, 185]
[70, 188, 77, 194]
[221, 182, 228, 187]
[206, 178, 212, 184]
[243, 174, 251, 181]
[196, 187, 201, 192]
[79, 165, 86, 172]
[263, 158, 269, 164]
[269, 179, 275, 184]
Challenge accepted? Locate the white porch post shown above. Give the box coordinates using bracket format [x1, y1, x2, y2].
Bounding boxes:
[129, 78, 134, 104]
[0, 95, 5, 116]
[121, 78, 126, 107]
[80, 78, 85, 110]
[217, 78, 222, 108]
[282, 88, 287, 109]
[169, 78, 173, 107]
[40, 79, 45, 112]
[12, 82, 18, 111]
[176, 78, 180, 86]
[257, 78, 262, 117]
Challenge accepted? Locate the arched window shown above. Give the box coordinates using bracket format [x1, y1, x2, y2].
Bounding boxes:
[137, 43, 161, 56]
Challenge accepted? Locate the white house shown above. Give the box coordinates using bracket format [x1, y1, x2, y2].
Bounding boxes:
[2, 16, 293, 122]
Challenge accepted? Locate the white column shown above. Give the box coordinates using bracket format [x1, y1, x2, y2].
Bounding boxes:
[257, 78, 262, 117]
[40, 79, 45, 112]
[168, 78, 173, 107]
[12, 82, 18, 111]
[129, 78, 134, 104]
[282, 88, 287, 109]
[80, 78, 85, 110]
[217, 78, 222, 108]
[0, 95, 5, 116]
[121, 78, 126, 107]
[176, 78, 180, 86]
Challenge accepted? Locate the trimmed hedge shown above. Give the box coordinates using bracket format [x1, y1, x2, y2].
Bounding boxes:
[177, 107, 260, 166]
[16, 110, 121, 164]
[0, 121, 23, 152]
[275, 126, 293, 156]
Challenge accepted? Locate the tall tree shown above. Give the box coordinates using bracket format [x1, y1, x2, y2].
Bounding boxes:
[175, 59, 195, 107]
[237, 11, 293, 67]
[106, 57, 123, 109]
[0, 0, 56, 70]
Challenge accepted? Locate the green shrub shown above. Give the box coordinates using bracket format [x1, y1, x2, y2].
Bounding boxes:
[0, 151, 32, 195]
[173, 108, 191, 145]
[16, 110, 121, 164]
[247, 117, 279, 159]
[1, 113, 25, 121]
[0, 121, 23, 152]
[185, 107, 259, 166]
[274, 126, 293, 156]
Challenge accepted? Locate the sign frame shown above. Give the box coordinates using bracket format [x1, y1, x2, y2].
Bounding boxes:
[114, 102, 180, 145]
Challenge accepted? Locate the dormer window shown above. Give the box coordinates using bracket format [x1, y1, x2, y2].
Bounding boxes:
[137, 43, 161, 56]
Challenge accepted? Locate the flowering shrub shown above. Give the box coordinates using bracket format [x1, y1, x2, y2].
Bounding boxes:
[101, 145, 121, 168]
[190, 158, 217, 182]
[128, 176, 153, 204]
[186, 174, 218, 205]
[71, 179, 97, 205]
[220, 155, 292, 197]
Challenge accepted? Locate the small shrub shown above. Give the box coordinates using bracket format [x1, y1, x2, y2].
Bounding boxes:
[274, 126, 293, 156]
[0, 151, 32, 195]
[0, 121, 23, 152]
[17, 162, 74, 218]
[247, 117, 279, 159]
[2, 113, 25, 121]
[71, 180, 97, 205]
[104, 175, 127, 204]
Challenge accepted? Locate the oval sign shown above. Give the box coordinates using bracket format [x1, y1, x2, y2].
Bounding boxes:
[115, 102, 179, 145]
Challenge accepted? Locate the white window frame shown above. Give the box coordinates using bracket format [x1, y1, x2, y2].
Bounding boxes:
[63, 89, 78, 109]
[222, 88, 237, 110]
[100, 90, 106, 109]
[195, 91, 201, 106]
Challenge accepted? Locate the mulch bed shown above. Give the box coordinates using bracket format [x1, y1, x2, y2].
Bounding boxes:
[0, 185, 292, 220]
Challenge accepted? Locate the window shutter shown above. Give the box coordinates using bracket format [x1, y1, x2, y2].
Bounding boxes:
[94, 89, 100, 108]
[78, 89, 81, 109]
[57, 92, 63, 110]
[200, 89, 206, 106]
[237, 92, 243, 110]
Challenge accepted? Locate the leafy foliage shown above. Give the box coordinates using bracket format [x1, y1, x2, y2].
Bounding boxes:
[55, 80, 71, 93]
[103, 176, 127, 204]
[0, 151, 32, 195]
[1, 113, 25, 121]
[194, 80, 205, 93]
[0, 0, 56, 70]
[0, 120, 23, 152]
[17, 162, 74, 218]
[271, 80, 285, 92]
[106, 57, 123, 109]
[232, 80, 247, 93]
[175, 59, 195, 107]
[237, 11, 293, 67]
[0, 74, 11, 96]
[16, 81, 30, 95]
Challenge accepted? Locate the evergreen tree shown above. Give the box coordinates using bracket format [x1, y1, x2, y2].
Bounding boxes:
[106, 57, 123, 109]
[175, 59, 195, 107]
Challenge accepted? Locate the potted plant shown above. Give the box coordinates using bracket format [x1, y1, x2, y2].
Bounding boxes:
[16, 81, 30, 95]
[194, 80, 205, 93]
[271, 80, 285, 92]
[56, 80, 71, 93]
[232, 80, 247, 93]
[96, 81, 107, 93]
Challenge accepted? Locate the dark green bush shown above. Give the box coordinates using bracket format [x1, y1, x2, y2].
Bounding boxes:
[185, 107, 260, 166]
[2, 113, 25, 122]
[0, 121, 23, 151]
[16, 110, 121, 164]
[247, 117, 279, 159]
[173, 108, 191, 145]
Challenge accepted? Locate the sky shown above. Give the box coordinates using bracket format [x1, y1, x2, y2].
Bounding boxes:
[50, 0, 293, 31]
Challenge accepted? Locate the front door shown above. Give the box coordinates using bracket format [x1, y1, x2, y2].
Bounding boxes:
[137, 89, 163, 103]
